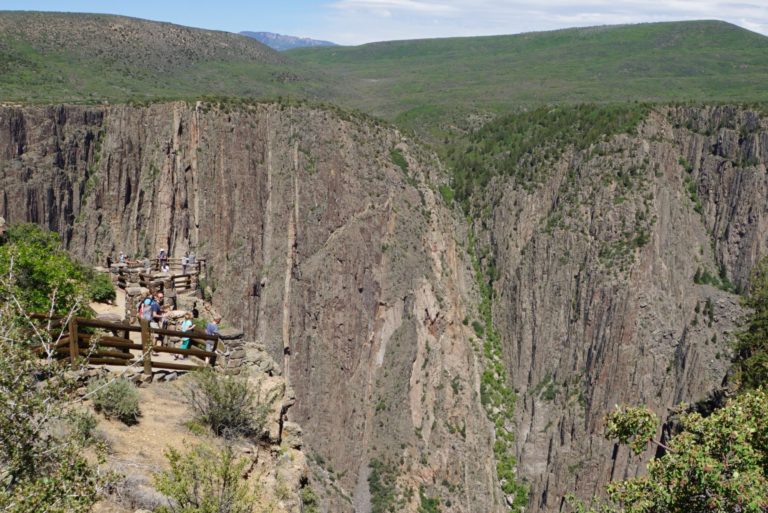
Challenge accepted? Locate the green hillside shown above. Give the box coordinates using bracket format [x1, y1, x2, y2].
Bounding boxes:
[288, 20, 768, 128]
[0, 11, 333, 103]
[2, 14, 766, 134]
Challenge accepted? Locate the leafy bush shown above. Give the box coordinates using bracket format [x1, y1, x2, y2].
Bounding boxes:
[418, 487, 440, 513]
[87, 271, 116, 303]
[0, 230, 106, 512]
[88, 377, 141, 425]
[300, 485, 320, 513]
[185, 368, 270, 439]
[0, 342, 102, 512]
[154, 444, 255, 513]
[578, 389, 768, 513]
[0, 223, 89, 315]
[68, 408, 98, 443]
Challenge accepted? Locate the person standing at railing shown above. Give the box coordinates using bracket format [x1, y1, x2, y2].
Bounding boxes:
[181, 252, 189, 274]
[175, 312, 194, 360]
[149, 291, 165, 350]
[205, 316, 221, 362]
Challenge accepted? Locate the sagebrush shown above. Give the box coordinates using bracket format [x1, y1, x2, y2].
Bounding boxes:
[185, 368, 271, 439]
[89, 377, 141, 425]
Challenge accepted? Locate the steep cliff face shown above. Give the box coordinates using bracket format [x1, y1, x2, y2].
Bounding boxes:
[3, 102, 768, 512]
[0, 102, 505, 513]
[481, 106, 768, 510]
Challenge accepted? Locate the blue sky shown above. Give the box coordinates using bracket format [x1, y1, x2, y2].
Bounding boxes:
[3, 1, 767, 45]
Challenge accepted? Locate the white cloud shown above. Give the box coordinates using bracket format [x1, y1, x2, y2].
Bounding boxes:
[331, 0, 459, 14]
[318, 0, 768, 44]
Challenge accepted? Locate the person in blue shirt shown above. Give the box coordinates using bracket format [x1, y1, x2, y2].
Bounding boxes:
[205, 316, 221, 355]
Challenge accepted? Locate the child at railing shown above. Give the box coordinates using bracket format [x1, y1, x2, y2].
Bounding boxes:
[175, 312, 194, 360]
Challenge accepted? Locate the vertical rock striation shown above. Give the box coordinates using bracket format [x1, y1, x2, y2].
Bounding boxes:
[0, 101, 505, 513]
[482, 106, 768, 511]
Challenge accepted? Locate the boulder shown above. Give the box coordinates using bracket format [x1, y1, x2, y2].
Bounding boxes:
[282, 421, 303, 449]
[218, 327, 244, 340]
[96, 312, 123, 323]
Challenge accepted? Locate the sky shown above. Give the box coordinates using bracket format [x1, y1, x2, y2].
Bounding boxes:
[3, 0, 767, 45]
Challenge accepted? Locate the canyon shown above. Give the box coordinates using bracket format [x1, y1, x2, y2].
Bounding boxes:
[1, 101, 767, 512]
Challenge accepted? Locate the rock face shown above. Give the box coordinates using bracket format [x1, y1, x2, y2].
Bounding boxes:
[0, 102, 503, 512]
[480, 106, 768, 510]
[2, 102, 768, 512]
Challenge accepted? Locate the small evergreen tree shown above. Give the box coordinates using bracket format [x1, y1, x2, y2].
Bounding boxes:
[734, 257, 768, 390]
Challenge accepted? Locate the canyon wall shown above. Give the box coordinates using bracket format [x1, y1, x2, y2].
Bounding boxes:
[0, 102, 505, 513]
[482, 106, 768, 510]
[2, 102, 767, 512]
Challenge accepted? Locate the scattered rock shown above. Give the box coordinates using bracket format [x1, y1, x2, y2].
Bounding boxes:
[282, 421, 303, 449]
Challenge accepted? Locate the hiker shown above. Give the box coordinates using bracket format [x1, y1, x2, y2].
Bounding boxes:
[106, 254, 113, 268]
[158, 248, 167, 270]
[191, 302, 199, 318]
[205, 315, 221, 355]
[139, 291, 165, 348]
[181, 252, 189, 274]
[176, 312, 194, 360]
[119, 252, 126, 264]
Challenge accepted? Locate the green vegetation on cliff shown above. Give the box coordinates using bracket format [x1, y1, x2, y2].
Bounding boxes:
[468, 228, 528, 509]
[733, 257, 768, 390]
[445, 103, 650, 211]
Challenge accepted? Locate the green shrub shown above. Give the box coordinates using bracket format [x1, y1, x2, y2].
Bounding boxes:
[154, 444, 255, 513]
[418, 487, 440, 513]
[471, 320, 485, 338]
[68, 409, 98, 443]
[390, 148, 409, 173]
[88, 377, 141, 425]
[575, 389, 768, 513]
[300, 485, 320, 513]
[0, 223, 89, 315]
[87, 272, 115, 303]
[438, 184, 455, 204]
[185, 368, 270, 439]
[0, 342, 102, 512]
[368, 459, 398, 513]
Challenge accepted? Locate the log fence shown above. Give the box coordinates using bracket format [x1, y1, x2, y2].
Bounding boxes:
[29, 313, 219, 373]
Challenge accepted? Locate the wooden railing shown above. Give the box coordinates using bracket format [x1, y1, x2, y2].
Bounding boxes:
[151, 257, 204, 274]
[29, 314, 219, 373]
[115, 271, 197, 293]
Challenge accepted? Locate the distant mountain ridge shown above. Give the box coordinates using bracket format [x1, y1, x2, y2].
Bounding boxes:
[0, 11, 334, 103]
[240, 31, 336, 51]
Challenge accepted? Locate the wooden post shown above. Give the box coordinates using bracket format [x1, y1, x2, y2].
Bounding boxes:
[140, 319, 152, 375]
[122, 328, 131, 354]
[209, 338, 218, 368]
[68, 317, 79, 365]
